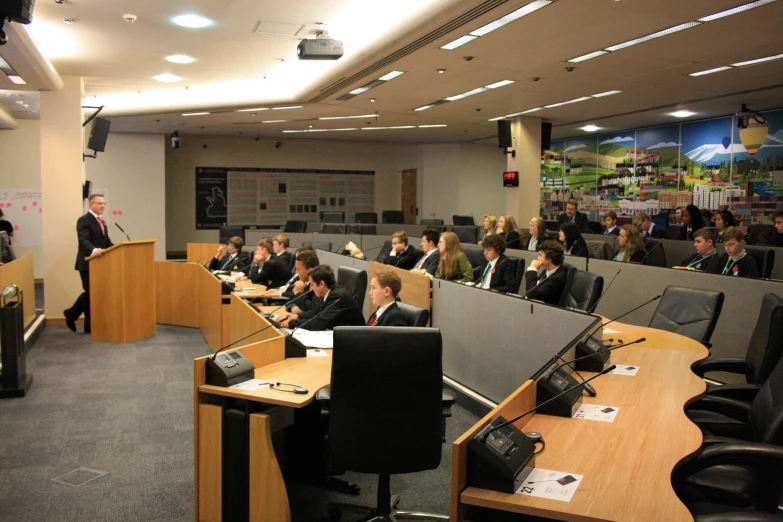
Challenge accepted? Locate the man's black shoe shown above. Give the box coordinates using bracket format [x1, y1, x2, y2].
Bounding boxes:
[63, 310, 77, 332]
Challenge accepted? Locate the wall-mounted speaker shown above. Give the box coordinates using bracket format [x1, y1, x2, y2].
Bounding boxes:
[87, 117, 111, 152]
[497, 120, 512, 149]
[541, 122, 552, 152]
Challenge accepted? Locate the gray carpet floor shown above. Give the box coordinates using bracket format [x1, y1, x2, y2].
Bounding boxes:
[0, 323, 480, 522]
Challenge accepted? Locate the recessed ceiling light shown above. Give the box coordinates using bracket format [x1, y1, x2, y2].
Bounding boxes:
[592, 90, 622, 97]
[361, 127, 389, 130]
[605, 22, 701, 52]
[697, 0, 778, 22]
[236, 107, 269, 112]
[262, 120, 287, 123]
[172, 14, 212, 28]
[153, 73, 183, 82]
[282, 130, 307, 133]
[388, 126, 416, 129]
[440, 35, 477, 50]
[319, 114, 377, 120]
[418, 124, 447, 128]
[731, 52, 783, 67]
[671, 110, 695, 118]
[165, 54, 196, 64]
[485, 80, 515, 89]
[8, 75, 26, 85]
[182, 112, 209, 116]
[271, 106, 303, 110]
[349, 86, 372, 95]
[369, 98, 376, 102]
[62, 18, 74, 24]
[689, 66, 733, 76]
[581, 125, 600, 132]
[437, 69, 446, 74]
[378, 71, 404, 81]
[567, 50, 609, 63]
[309, 125, 314, 128]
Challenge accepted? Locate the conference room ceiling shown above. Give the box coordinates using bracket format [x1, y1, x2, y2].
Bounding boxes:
[3, 0, 783, 143]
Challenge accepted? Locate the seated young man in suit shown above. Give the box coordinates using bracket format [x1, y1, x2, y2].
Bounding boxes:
[675, 228, 720, 272]
[557, 198, 590, 233]
[601, 210, 620, 236]
[236, 239, 290, 288]
[477, 234, 516, 293]
[634, 212, 666, 239]
[272, 234, 293, 270]
[209, 236, 250, 271]
[523, 240, 567, 306]
[285, 249, 321, 314]
[383, 231, 421, 270]
[707, 226, 760, 279]
[410, 228, 441, 276]
[367, 270, 407, 326]
[277, 265, 365, 330]
[764, 210, 783, 247]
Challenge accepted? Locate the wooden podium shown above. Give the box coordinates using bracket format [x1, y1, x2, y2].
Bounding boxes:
[88, 240, 157, 343]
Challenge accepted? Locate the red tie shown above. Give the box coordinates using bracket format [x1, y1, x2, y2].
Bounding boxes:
[367, 312, 377, 326]
[97, 216, 104, 234]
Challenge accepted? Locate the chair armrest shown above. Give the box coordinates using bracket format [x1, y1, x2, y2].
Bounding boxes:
[674, 443, 783, 488]
[691, 357, 746, 377]
[685, 395, 751, 423]
[706, 384, 760, 402]
[695, 511, 783, 522]
[442, 389, 456, 417]
[701, 435, 748, 447]
[316, 387, 330, 416]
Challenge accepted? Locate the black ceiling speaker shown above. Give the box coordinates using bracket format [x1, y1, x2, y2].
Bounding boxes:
[497, 120, 512, 149]
[541, 122, 552, 152]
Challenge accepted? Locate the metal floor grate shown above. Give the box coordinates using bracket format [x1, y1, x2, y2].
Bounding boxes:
[52, 468, 108, 486]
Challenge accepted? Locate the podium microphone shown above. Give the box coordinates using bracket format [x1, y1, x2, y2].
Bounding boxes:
[588, 268, 621, 313]
[114, 222, 131, 241]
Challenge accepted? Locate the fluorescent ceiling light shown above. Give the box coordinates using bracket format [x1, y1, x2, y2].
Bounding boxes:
[732, 52, 783, 67]
[361, 127, 389, 130]
[440, 35, 477, 50]
[166, 54, 196, 64]
[262, 120, 287, 123]
[581, 125, 600, 132]
[282, 130, 307, 133]
[544, 96, 591, 108]
[689, 66, 733, 76]
[349, 86, 372, 95]
[605, 22, 701, 52]
[697, 0, 777, 22]
[153, 73, 182, 82]
[182, 112, 209, 116]
[488, 116, 507, 122]
[236, 107, 270, 112]
[568, 51, 608, 63]
[486, 80, 515, 89]
[445, 87, 487, 101]
[318, 114, 377, 120]
[418, 124, 447, 128]
[378, 71, 404, 81]
[414, 104, 436, 111]
[592, 90, 621, 97]
[8, 75, 26, 85]
[388, 126, 416, 129]
[307, 128, 357, 132]
[671, 110, 695, 118]
[272, 106, 303, 110]
[172, 15, 212, 28]
[469, 0, 552, 37]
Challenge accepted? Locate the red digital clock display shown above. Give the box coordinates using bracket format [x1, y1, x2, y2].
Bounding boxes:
[503, 171, 519, 187]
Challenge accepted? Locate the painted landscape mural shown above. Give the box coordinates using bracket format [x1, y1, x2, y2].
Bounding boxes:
[541, 109, 783, 225]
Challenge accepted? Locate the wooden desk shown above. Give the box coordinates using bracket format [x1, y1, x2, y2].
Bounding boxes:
[452, 324, 708, 521]
[0, 253, 36, 328]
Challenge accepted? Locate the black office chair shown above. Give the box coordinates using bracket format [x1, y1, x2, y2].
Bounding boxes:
[745, 224, 776, 246]
[559, 270, 604, 312]
[396, 302, 430, 327]
[337, 266, 367, 310]
[667, 224, 683, 239]
[585, 240, 612, 260]
[451, 226, 478, 244]
[317, 327, 451, 522]
[219, 226, 244, 244]
[461, 244, 486, 278]
[375, 241, 393, 263]
[545, 220, 560, 232]
[284, 220, 307, 233]
[348, 224, 377, 235]
[690, 293, 783, 405]
[643, 238, 667, 267]
[587, 220, 602, 234]
[321, 223, 347, 234]
[321, 211, 345, 223]
[513, 258, 527, 295]
[354, 212, 378, 224]
[648, 286, 724, 347]
[452, 215, 474, 226]
[420, 218, 444, 226]
[743, 246, 774, 279]
[382, 210, 405, 224]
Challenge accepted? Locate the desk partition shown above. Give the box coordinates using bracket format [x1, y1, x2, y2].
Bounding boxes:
[0, 253, 35, 328]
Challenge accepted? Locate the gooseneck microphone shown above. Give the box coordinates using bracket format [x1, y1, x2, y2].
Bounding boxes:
[480, 365, 616, 443]
[588, 268, 621, 313]
[114, 222, 131, 241]
[548, 337, 645, 377]
[289, 298, 341, 335]
[602, 295, 661, 331]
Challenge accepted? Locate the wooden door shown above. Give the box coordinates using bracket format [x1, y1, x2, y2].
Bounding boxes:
[401, 169, 417, 224]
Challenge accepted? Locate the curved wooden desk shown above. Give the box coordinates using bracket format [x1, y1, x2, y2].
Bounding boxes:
[453, 323, 708, 522]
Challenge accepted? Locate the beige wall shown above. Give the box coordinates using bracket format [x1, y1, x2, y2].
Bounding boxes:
[506, 116, 542, 223]
[86, 133, 166, 260]
[0, 119, 44, 277]
[458, 143, 507, 220]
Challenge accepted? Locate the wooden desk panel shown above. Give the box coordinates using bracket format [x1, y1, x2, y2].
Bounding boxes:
[368, 260, 431, 317]
[197, 265, 223, 352]
[187, 243, 222, 265]
[0, 253, 36, 328]
[155, 261, 200, 327]
[457, 326, 707, 522]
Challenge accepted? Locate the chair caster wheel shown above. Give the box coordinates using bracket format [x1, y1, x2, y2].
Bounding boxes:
[349, 484, 361, 495]
[328, 508, 342, 521]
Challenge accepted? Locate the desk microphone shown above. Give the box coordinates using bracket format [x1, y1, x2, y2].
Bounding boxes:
[588, 268, 621, 313]
[602, 295, 661, 331]
[548, 337, 644, 378]
[479, 364, 616, 443]
[114, 222, 131, 241]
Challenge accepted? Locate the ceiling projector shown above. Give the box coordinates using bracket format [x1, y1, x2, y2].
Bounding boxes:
[297, 38, 344, 60]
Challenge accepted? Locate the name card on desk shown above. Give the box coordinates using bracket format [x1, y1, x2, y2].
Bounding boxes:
[573, 404, 620, 423]
[292, 329, 334, 349]
[230, 379, 271, 391]
[609, 365, 640, 376]
[516, 468, 583, 502]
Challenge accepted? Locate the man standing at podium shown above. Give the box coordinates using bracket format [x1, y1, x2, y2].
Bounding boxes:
[64, 194, 113, 334]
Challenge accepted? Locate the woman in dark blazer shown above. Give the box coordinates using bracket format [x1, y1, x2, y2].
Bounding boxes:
[613, 225, 647, 263]
[497, 214, 522, 250]
[559, 222, 588, 258]
[676, 204, 705, 241]
[523, 217, 550, 251]
[714, 210, 736, 244]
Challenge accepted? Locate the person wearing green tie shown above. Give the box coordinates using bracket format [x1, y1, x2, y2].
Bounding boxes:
[477, 234, 517, 293]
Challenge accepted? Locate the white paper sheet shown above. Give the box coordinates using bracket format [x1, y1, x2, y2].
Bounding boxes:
[602, 327, 620, 334]
[609, 365, 640, 376]
[573, 404, 620, 423]
[307, 349, 330, 357]
[230, 379, 271, 391]
[516, 468, 584, 502]
[292, 329, 334, 349]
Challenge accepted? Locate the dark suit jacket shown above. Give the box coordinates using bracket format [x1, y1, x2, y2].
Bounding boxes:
[645, 223, 667, 239]
[373, 302, 408, 327]
[284, 281, 322, 313]
[676, 224, 703, 241]
[75, 212, 114, 272]
[479, 255, 516, 294]
[289, 286, 365, 331]
[558, 211, 590, 233]
[707, 253, 760, 279]
[383, 245, 421, 270]
[566, 238, 588, 258]
[274, 251, 293, 271]
[504, 230, 522, 250]
[679, 252, 720, 272]
[209, 251, 251, 271]
[249, 256, 290, 288]
[765, 232, 783, 247]
[523, 266, 568, 306]
[601, 226, 621, 236]
[415, 250, 440, 275]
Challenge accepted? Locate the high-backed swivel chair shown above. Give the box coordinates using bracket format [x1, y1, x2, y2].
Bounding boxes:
[559, 270, 604, 312]
[337, 266, 367, 310]
[395, 302, 429, 327]
[648, 286, 724, 347]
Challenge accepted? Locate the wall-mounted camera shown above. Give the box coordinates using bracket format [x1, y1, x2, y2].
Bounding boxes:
[0, 0, 35, 46]
[172, 131, 181, 149]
